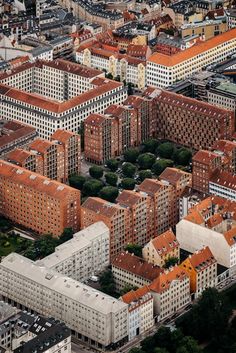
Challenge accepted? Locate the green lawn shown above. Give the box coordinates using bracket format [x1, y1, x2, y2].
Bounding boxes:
[0, 232, 33, 257]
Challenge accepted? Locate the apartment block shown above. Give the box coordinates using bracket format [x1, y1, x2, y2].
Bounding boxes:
[155, 90, 234, 150]
[0, 120, 37, 157]
[207, 81, 236, 114]
[192, 150, 222, 193]
[37, 222, 109, 282]
[209, 169, 236, 201]
[159, 167, 192, 226]
[112, 252, 162, 291]
[138, 178, 176, 235]
[180, 247, 217, 299]
[179, 187, 207, 219]
[0, 253, 128, 350]
[81, 197, 131, 259]
[121, 286, 154, 340]
[212, 140, 236, 175]
[116, 190, 154, 246]
[142, 230, 180, 267]
[0, 160, 80, 236]
[6, 148, 44, 175]
[147, 29, 236, 88]
[0, 59, 127, 139]
[176, 196, 236, 268]
[149, 266, 190, 320]
[51, 129, 81, 179]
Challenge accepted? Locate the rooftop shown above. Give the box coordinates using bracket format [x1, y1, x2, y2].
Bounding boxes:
[147, 230, 179, 257]
[150, 265, 188, 293]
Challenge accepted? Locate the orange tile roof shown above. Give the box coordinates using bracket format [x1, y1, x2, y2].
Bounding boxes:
[6, 148, 33, 164]
[148, 28, 236, 66]
[188, 246, 216, 272]
[0, 121, 36, 149]
[212, 140, 236, 154]
[0, 160, 80, 200]
[122, 285, 151, 304]
[150, 229, 179, 256]
[210, 169, 236, 191]
[224, 227, 236, 246]
[112, 251, 162, 281]
[150, 265, 188, 293]
[29, 139, 54, 154]
[116, 190, 144, 208]
[159, 167, 191, 185]
[85, 113, 108, 126]
[138, 179, 164, 195]
[51, 129, 76, 144]
[82, 197, 125, 217]
[184, 210, 204, 225]
[206, 213, 223, 228]
[193, 150, 220, 164]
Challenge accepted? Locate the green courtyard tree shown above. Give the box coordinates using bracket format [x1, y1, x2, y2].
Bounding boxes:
[125, 243, 142, 257]
[99, 186, 119, 203]
[163, 256, 179, 268]
[152, 159, 173, 176]
[106, 158, 119, 172]
[121, 178, 136, 190]
[69, 174, 86, 190]
[124, 148, 140, 163]
[122, 162, 136, 177]
[137, 153, 156, 169]
[89, 166, 104, 179]
[173, 148, 192, 166]
[143, 139, 159, 154]
[157, 142, 175, 159]
[105, 172, 118, 186]
[139, 170, 152, 182]
[82, 179, 103, 197]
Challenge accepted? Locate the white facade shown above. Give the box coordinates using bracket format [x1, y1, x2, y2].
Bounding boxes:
[209, 180, 236, 201]
[37, 222, 110, 282]
[147, 29, 236, 88]
[112, 265, 154, 291]
[0, 253, 128, 349]
[176, 219, 236, 268]
[207, 90, 236, 112]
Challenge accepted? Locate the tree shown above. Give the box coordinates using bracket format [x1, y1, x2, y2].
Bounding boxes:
[115, 75, 120, 81]
[157, 142, 175, 159]
[176, 337, 202, 353]
[69, 174, 86, 190]
[121, 178, 136, 190]
[143, 139, 159, 153]
[99, 186, 119, 203]
[139, 170, 152, 182]
[82, 179, 103, 197]
[163, 256, 179, 269]
[154, 349, 169, 353]
[127, 82, 134, 95]
[99, 269, 117, 296]
[124, 148, 140, 163]
[137, 153, 156, 169]
[129, 348, 145, 353]
[152, 159, 173, 176]
[122, 162, 136, 178]
[59, 228, 73, 243]
[0, 216, 11, 232]
[173, 148, 192, 166]
[105, 172, 118, 186]
[125, 243, 142, 257]
[106, 159, 119, 172]
[89, 166, 104, 179]
[106, 72, 113, 79]
[120, 284, 138, 295]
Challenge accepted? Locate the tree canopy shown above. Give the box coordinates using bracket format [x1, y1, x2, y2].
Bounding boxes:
[142, 139, 159, 154]
[121, 178, 136, 190]
[173, 148, 192, 166]
[137, 153, 156, 170]
[82, 179, 103, 197]
[89, 166, 104, 179]
[122, 162, 136, 178]
[124, 243, 143, 257]
[106, 159, 119, 172]
[157, 142, 175, 159]
[124, 148, 140, 163]
[152, 159, 174, 176]
[139, 170, 152, 182]
[105, 172, 118, 186]
[69, 174, 86, 190]
[99, 186, 119, 203]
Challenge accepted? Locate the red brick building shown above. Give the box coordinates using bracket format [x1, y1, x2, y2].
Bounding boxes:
[0, 160, 80, 236]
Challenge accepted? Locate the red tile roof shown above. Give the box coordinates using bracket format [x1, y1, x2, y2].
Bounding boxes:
[188, 246, 216, 272]
[6, 148, 33, 164]
[150, 266, 188, 293]
[112, 251, 162, 281]
[122, 285, 151, 304]
[29, 139, 54, 154]
[210, 169, 236, 192]
[138, 178, 164, 195]
[82, 197, 125, 217]
[159, 167, 191, 185]
[192, 150, 220, 164]
[150, 229, 179, 256]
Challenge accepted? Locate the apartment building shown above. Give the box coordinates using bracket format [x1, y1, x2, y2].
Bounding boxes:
[112, 252, 162, 291]
[0, 120, 37, 157]
[176, 196, 236, 268]
[0, 160, 80, 236]
[207, 81, 236, 114]
[116, 190, 154, 246]
[159, 167, 192, 226]
[180, 247, 217, 299]
[76, 45, 146, 89]
[51, 129, 81, 179]
[149, 266, 190, 320]
[0, 59, 127, 139]
[147, 29, 236, 88]
[37, 222, 109, 282]
[212, 140, 236, 174]
[81, 197, 131, 259]
[0, 253, 128, 350]
[192, 150, 222, 193]
[142, 230, 180, 267]
[180, 20, 228, 41]
[29, 139, 65, 183]
[179, 187, 207, 219]
[209, 169, 236, 201]
[6, 148, 44, 174]
[154, 90, 234, 150]
[121, 286, 154, 340]
[138, 178, 176, 235]
[0, 307, 71, 353]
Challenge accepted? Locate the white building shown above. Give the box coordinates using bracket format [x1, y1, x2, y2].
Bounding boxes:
[121, 286, 154, 340]
[149, 266, 190, 321]
[176, 196, 236, 268]
[209, 170, 236, 201]
[0, 253, 128, 350]
[37, 222, 110, 282]
[0, 59, 127, 139]
[207, 81, 236, 113]
[226, 9, 236, 29]
[147, 28, 236, 88]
